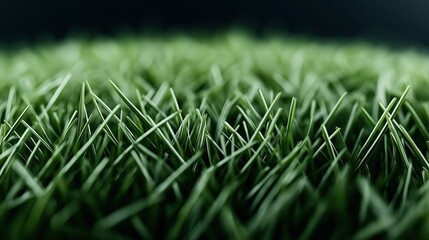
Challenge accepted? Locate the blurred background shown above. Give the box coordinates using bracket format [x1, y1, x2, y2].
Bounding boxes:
[0, 0, 428, 46]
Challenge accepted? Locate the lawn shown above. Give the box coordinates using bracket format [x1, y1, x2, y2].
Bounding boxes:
[1, 32, 429, 239]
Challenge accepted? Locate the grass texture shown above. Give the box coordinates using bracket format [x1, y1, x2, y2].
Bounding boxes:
[2, 33, 429, 239]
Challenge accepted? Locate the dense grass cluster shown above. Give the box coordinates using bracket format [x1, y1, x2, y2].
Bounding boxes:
[2, 33, 429, 239]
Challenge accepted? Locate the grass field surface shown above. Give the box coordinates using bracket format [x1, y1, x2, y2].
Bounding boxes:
[1, 32, 429, 239]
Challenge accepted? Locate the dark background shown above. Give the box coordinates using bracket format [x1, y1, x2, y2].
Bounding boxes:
[0, 0, 428, 46]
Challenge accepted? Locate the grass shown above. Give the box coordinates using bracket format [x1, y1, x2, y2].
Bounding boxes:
[2, 32, 429, 239]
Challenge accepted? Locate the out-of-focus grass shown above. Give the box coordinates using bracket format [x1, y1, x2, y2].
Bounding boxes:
[1, 32, 429, 239]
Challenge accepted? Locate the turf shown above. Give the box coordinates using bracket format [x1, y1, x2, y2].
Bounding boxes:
[1, 32, 429, 239]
